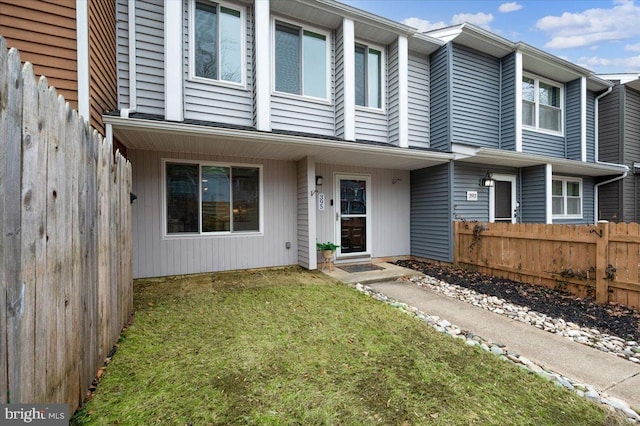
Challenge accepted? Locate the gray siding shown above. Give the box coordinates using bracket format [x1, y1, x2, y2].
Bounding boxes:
[335, 25, 345, 138]
[407, 51, 430, 148]
[521, 165, 546, 223]
[129, 150, 298, 278]
[565, 79, 582, 160]
[622, 87, 640, 221]
[297, 158, 311, 268]
[553, 176, 594, 224]
[411, 163, 452, 262]
[355, 109, 388, 142]
[451, 44, 500, 148]
[586, 90, 595, 162]
[522, 129, 565, 157]
[598, 84, 621, 163]
[387, 39, 399, 145]
[622, 175, 639, 223]
[500, 53, 516, 150]
[116, 0, 129, 108]
[183, 1, 254, 126]
[135, 0, 165, 115]
[599, 180, 623, 222]
[429, 44, 450, 151]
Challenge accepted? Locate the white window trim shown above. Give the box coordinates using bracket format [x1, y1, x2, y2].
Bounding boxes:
[271, 16, 332, 103]
[188, 0, 247, 89]
[354, 40, 386, 112]
[522, 72, 564, 136]
[551, 175, 583, 220]
[489, 174, 517, 223]
[161, 158, 264, 238]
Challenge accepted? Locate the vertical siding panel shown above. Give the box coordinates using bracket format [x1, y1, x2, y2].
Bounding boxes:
[407, 51, 429, 148]
[335, 25, 345, 138]
[565, 79, 581, 160]
[586, 90, 595, 162]
[501, 52, 516, 150]
[387, 39, 399, 145]
[429, 44, 450, 151]
[116, 0, 129, 108]
[135, 0, 164, 116]
[623, 87, 640, 222]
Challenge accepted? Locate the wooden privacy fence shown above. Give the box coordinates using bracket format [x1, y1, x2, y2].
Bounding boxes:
[454, 221, 640, 310]
[0, 38, 133, 411]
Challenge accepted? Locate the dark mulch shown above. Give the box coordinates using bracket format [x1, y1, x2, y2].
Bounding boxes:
[395, 259, 640, 342]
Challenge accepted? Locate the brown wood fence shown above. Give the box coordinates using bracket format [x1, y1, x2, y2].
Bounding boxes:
[454, 221, 640, 310]
[0, 38, 133, 411]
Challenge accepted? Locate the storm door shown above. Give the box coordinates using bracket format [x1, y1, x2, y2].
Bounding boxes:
[335, 175, 370, 257]
[490, 174, 517, 223]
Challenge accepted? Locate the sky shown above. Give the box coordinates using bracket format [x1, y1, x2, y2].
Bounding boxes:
[341, 0, 640, 74]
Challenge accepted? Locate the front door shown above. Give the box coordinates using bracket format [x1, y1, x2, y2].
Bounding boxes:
[335, 175, 370, 257]
[490, 174, 517, 223]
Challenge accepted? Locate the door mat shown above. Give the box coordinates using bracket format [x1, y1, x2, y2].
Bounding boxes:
[339, 264, 385, 273]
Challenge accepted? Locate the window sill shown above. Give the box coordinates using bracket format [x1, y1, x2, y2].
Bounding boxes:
[355, 105, 386, 115]
[552, 215, 583, 220]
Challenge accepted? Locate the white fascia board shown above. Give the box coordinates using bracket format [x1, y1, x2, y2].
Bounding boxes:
[164, 0, 183, 121]
[581, 77, 587, 162]
[342, 18, 355, 141]
[76, 0, 89, 121]
[398, 35, 408, 148]
[545, 163, 553, 224]
[254, 0, 270, 131]
[515, 51, 523, 152]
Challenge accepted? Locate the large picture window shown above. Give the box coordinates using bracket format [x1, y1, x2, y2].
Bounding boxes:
[274, 21, 328, 99]
[522, 75, 563, 133]
[165, 161, 260, 234]
[355, 44, 382, 109]
[192, 0, 243, 84]
[552, 177, 582, 218]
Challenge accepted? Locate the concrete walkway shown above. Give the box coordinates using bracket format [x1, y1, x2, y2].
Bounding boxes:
[367, 280, 640, 411]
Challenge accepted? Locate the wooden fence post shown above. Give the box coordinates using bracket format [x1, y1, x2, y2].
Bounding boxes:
[453, 221, 459, 266]
[595, 222, 610, 304]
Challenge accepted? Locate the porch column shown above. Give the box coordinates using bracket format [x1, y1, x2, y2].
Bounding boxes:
[254, 0, 271, 131]
[545, 163, 553, 224]
[298, 157, 317, 270]
[164, 0, 183, 121]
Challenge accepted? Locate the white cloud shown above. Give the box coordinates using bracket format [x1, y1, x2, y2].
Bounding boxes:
[535, 1, 640, 49]
[402, 17, 447, 32]
[626, 42, 640, 52]
[451, 12, 494, 29]
[498, 2, 523, 13]
[578, 54, 640, 72]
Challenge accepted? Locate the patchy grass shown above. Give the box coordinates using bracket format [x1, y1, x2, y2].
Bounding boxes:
[72, 267, 625, 425]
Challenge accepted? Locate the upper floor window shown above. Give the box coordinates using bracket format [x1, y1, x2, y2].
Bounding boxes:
[165, 161, 261, 235]
[355, 44, 383, 109]
[522, 75, 563, 133]
[274, 21, 328, 99]
[191, 0, 244, 84]
[552, 177, 582, 219]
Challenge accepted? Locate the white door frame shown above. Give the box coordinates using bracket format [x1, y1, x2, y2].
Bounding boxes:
[489, 174, 517, 223]
[334, 173, 371, 258]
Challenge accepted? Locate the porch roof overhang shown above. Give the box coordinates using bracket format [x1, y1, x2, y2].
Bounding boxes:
[452, 145, 629, 177]
[103, 115, 456, 170]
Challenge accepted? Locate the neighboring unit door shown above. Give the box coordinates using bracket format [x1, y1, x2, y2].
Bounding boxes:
[490, 174, 517, 223]
[335, 175, 370, 257]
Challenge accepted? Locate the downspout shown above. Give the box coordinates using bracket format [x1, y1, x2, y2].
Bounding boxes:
[122, 0, 137, 118]
[593, 86, 627, 223]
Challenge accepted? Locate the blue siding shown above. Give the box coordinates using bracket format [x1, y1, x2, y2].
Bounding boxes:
[566, 79, 582, 160]
[411, 163, 452, 262]
[451, 44, 500, 147]
[586, 90, 595, 162]
[501, 53, 516, 150]
[429, 45, 450, 151]
[522, 129, 565, 157]
[554, 176, 594, 224]
[521, 165, 546, 223]
[407, 52, 430, 148]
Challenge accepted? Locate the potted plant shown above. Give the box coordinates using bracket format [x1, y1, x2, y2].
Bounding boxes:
[317, 242, 339, 271]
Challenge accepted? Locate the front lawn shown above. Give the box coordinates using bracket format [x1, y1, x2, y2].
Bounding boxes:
[72, 267, 624, 425]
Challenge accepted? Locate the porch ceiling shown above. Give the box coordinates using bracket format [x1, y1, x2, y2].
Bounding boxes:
[455, 147, 629, 177]
[106, 117, 455, 171]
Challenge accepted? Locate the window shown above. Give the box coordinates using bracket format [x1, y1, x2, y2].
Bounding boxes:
[192, 0, 243, 83]
[165, 161, 260, 234]
[552, 177, 582, 218]
[274, 21, 327, 99]
[355, 44, 382, 108]
[522, 75, 563, 133]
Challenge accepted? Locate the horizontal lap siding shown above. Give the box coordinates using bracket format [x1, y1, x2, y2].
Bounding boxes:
[335, 25, 345, 138]
[355, 108, 388, 142]
[411, 164, 452, 262]
[586, 90, 595, 162]
[116, 0, 129, 108]
[522, 129, 565, 157]
[500, 53, 516, 150]
[565, 79, 581, 161]
[135, 0, 164, 116]
[0, 0, 77, 108]
[184, 1, 253, 126]
[599, 181, 622, 222]
[129, 150, 298, 278]
[521, 165, 546, 223]
[598, 84, 621, 163]
[408, 52, 429, 148]
[387, 40, 399, 145]
[623, 87, 640, 222]
[429, 45, 450, 151]
[451, 44, 500, 148]
[297, 159, 310, 268]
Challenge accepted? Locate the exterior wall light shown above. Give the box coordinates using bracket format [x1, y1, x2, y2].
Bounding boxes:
[316, 175, 323, 186]
[480, 172, 495, 187]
